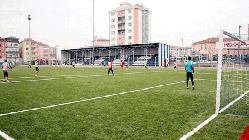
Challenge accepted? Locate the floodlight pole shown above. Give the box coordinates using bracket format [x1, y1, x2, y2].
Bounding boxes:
[28, 15, 31, 63]
[92, 0, 95, 65]
[181, 38, 183, 61]
[238, 25, 241, 61]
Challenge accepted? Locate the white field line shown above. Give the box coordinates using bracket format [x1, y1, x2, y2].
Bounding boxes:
[180, 90, 249, 140]
[0, 130, 14, 140]
[0, 80, 187, 117]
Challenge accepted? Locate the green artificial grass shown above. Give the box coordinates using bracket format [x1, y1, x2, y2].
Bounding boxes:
[0, 67, 248, 139]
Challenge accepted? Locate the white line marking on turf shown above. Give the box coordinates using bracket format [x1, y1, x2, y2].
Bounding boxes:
[180, 90, 249, 140]
[152, 71, 163, 72]
[39, 79, 52, 81]
[10, 81, 20, 83]
[65, 77, 75, 79]
[180, 114, 218, 140]
[78, 76, 89, 77]
[56, 75, 73, 76]
[38, 76, 50, 77]
[0, 130, 15, 140]
[26, 80, 38, 82]
[20, 77, 32, 78]
[90, 75, 101, 77]
[0, 80, 193, 117]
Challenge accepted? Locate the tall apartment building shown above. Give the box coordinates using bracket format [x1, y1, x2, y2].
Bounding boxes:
[109, 2, 152, 46]
[0, 36, 19, 62]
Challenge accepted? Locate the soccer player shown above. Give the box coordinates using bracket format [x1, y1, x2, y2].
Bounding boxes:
[72, 61, 75, 70]
[28, 61, 31, 68]
[174, 61, 177, 70]
[9, 62, 12, 70]
[144, 61, 147, 70]
[104, 61, 106, 67]
[12, 61, 15, 70]
[166, 59, 169, 69]
[35, 59, 39, 77]
[120, 60, 124, 70]
[125, 61, 128, 70]
[2, 60, 10, 82]
[164, 60, 166, 69]
[185, 56, 194, 90]
[108, 60, 114, 76]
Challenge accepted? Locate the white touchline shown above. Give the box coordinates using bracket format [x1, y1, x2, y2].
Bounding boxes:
[0, 79, 211, 118]
[0, 130, 15, 140]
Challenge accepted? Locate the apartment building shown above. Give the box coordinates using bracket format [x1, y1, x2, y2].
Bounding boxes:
[93, 36, 110, 47]
[169, 45, 192, 60]
[19, 38, 39, 63]
[5, 37, 19, 63]
[192, 37, 249, 60]
[0, 36, 19, 62]
[109, 2, 152, 46]
[0, 37, 6, 60]
[19, 38, 58, 64]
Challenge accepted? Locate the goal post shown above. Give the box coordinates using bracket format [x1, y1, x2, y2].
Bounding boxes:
[216, 29, 249, 116]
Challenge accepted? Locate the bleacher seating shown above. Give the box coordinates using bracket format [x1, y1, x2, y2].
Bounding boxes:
[132, 56, 151, 66]
[147, 55, 158, 66]
[94, 58, 105, 65]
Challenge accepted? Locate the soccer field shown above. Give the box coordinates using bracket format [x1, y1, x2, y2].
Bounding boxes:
[0, 67, 248, 139]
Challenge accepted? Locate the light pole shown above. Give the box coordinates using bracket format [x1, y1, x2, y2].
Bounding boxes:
[28, 15, 31, 63]
[92, 0, 95, 65]
[180, 38, 183, 61]
[238, 25, 241, 61]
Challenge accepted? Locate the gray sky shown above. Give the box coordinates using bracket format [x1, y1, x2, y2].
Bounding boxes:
[1, 0, 248, 59]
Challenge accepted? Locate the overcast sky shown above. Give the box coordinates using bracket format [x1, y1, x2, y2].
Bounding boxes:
[1, 0, 248, 59]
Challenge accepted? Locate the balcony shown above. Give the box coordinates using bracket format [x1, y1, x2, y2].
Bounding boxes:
[118, 26, 125, 30]
[118, 20, 125, 23]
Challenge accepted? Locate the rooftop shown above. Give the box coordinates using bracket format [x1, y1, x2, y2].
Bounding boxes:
[192, 37, 237, 45]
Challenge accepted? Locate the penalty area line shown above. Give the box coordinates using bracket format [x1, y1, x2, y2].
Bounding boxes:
[0, 130, 14, 140]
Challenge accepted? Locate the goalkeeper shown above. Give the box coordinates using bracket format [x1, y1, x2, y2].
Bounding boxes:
[185, 56, 194, 90]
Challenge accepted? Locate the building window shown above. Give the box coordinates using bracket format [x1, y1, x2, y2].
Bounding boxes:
[111, 44, 115, 46]
[111, 25, 115, 28]
[129, 16, 132, 20]
[2, 51, 4, 53]
[26, 52, 29, 55]
[128, 29, 132, 33]
[128, 10, 132, 13]
[111, 19, 115, 22]
[111, 38, 115, 41]
[128, 36, 132, 40]
[128, 23, 132, 26]
[128, 42, 132, 45]
[111, 12, 115, 16]
[111, 31, 115, 35]
[121, 11, 125, 14]
[26, 42, 29, 45]
[2, 45, 4, 47]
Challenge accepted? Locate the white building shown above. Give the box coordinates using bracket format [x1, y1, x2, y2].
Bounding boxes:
[109, 2, 152, 46]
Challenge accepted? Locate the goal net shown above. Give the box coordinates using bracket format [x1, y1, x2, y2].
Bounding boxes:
[216, 29, 249, 118]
